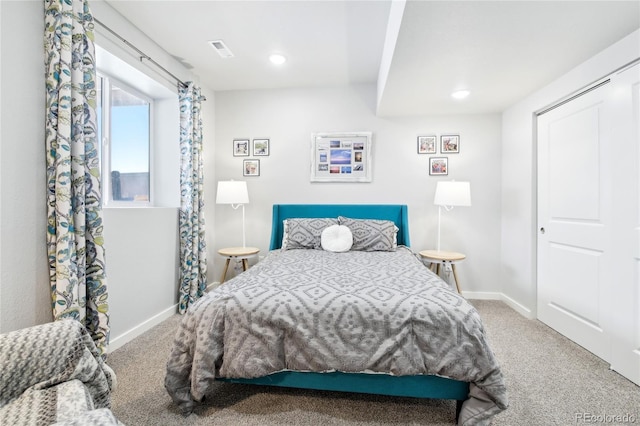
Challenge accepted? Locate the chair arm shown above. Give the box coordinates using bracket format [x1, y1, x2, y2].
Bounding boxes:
[0, 319, 115, 409]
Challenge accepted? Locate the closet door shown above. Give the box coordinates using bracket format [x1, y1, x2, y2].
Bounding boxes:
[537, 81, 611, 361]
[537, 62, 640, 386]
[607, 62, 640, 386]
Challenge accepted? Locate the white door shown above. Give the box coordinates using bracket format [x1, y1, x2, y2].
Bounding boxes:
[537, 80, 611, 361]
[537, 62, 640, 386]
[607, 62, 640, 386]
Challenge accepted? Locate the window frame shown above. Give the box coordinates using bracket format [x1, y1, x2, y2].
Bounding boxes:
[97, 71, 154, 207]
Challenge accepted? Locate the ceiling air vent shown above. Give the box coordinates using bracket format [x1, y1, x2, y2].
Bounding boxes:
[208, 40, 234, 58]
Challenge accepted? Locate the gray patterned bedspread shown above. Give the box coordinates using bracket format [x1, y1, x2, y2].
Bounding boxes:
[165, 247, 508, 424]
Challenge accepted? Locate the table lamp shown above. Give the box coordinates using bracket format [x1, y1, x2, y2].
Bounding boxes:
[216, 180, 250, 247]
[434, 181, 471, 251]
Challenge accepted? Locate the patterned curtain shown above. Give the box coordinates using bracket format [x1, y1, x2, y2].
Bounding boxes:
[44, 0, 110, 357]
[178, 83, 207, 314]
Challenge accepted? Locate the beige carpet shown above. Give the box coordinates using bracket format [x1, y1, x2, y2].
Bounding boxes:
[107, 300, 639, 425]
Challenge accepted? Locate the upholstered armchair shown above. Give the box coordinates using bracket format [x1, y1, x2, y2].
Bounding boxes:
[0, 319, 122, 425]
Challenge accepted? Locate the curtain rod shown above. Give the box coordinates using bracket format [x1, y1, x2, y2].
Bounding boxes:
[94, 17, 203, 97]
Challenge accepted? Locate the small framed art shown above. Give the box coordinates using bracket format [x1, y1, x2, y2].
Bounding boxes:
[243, 159, 260, 176]
[441, 135, 460, 153]
[429, 157, 448, 176]
[417, 135, 437, 154]
[233, 139, 250, 156]
[252, 138, 270, 156]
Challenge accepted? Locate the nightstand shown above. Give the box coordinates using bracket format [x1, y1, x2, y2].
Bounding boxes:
[419, 250, 466, 294]
[218, 246, 260, 283]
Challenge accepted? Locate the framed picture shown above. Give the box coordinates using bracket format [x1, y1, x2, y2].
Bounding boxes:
[429, 157, 448, 176]
[310, 132, 372, 182]
[417, 135, 437, 154]
[252, 138, 270, 156]
[233, 139, 250, 156]
[441, 134, 460, 153]
[243, 159, 260, 176]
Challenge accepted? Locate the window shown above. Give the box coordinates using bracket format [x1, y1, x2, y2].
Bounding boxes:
[95, 43, 180, 208]
[97, 74, 152, 205]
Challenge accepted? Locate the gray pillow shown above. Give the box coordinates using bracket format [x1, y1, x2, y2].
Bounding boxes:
[281, 218, 339, 250]
[338, 216, 398, 251]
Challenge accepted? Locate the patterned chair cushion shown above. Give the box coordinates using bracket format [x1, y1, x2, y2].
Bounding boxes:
[0, 320, 121, 426]
[52, 407, 121, 426]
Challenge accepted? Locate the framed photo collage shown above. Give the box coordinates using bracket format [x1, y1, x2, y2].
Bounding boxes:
[417, 134, 460, 176]
[233, 138, 270, 177]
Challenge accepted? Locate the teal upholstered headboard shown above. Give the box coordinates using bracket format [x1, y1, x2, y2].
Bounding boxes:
[269, 204, 410, 250]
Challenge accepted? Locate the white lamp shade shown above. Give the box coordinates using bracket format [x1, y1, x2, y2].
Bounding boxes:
[216, 181, 249, 205]
[434, 181, 471, 207]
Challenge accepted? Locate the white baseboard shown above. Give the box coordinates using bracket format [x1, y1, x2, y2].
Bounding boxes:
[108, 304, 178, 353]
[464, 291, 502, 300]
[465, 291, 535, 319]
[499, 292, 535, 319]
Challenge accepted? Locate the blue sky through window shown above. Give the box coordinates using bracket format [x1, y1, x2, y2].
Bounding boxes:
[111, 104, 149, 173]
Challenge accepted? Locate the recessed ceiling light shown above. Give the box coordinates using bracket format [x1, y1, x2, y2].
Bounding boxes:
[451, 90, 470, 99]
[269, 53, 286, 65]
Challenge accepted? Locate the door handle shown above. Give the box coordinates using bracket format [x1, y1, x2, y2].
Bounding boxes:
[540, 227, 545, 234]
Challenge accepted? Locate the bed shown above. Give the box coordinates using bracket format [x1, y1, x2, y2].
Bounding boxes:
[165, 204, 507, 425]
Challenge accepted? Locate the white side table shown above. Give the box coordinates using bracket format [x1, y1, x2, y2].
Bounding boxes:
[419, 250, 466, 294]
[218, 247, 260, 283]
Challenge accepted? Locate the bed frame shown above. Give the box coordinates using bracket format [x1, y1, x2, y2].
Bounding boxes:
[218, 204, 470, 421]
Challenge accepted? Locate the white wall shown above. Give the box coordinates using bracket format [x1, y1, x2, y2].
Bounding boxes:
[103, 208, 178, 349]
[0, 1, 51, 332]
[154, 97, 180, 207]
[202, 93, 217, 286]
[500, 29, 640, 317]
[213, 85, 503, 295]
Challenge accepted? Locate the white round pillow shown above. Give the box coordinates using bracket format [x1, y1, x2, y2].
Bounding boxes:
[321, 225, 353, 253]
